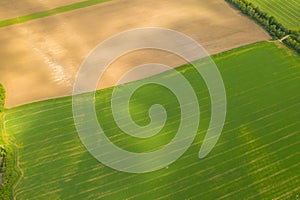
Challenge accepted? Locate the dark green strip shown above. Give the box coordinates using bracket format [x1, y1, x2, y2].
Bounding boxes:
[0, 0, 111, 28]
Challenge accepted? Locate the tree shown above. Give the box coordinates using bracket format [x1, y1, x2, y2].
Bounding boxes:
[0, 84, 5, 112]
[0, 145, 6, 157]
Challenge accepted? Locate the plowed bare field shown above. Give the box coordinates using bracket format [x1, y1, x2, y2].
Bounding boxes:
[0, 0, 270, 107]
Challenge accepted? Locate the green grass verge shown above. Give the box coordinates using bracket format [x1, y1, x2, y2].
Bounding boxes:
[0, 113, 19, 199]
[4, 42, 300, 199]
[248, 0, 300, 30]
[0, 0, 111, 28]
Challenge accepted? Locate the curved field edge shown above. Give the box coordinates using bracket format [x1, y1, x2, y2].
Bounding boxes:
[4, 41, 300, 199]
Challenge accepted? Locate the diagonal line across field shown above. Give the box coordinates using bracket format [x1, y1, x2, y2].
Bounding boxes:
[0, 0, 111, 28]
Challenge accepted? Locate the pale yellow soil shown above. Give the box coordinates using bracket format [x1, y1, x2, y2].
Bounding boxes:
[0, 0, 270, 108]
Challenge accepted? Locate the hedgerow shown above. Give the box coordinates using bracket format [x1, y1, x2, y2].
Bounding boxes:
[226, 0, 300, 54]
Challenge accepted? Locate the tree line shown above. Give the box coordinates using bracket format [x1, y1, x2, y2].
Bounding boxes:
[0, 84, 11, 200]
[226, 0, 300, 54]
[0, 84, 5, 113]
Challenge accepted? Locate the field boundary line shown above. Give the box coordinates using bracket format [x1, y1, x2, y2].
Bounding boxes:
[2, 113, 23, 200]
[0, 0, 111, 28]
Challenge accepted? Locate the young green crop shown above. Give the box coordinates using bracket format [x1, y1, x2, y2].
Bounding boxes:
[4, 42, 300, 199]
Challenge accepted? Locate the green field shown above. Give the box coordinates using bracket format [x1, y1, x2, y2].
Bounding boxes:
[248, 0, 300, 30]
[4, 42, 300, 199]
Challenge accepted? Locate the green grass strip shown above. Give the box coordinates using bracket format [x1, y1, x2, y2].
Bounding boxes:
[0, 0, 111, 28]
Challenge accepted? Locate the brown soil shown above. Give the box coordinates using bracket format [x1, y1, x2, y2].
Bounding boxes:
[0, 0, 270, 108]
